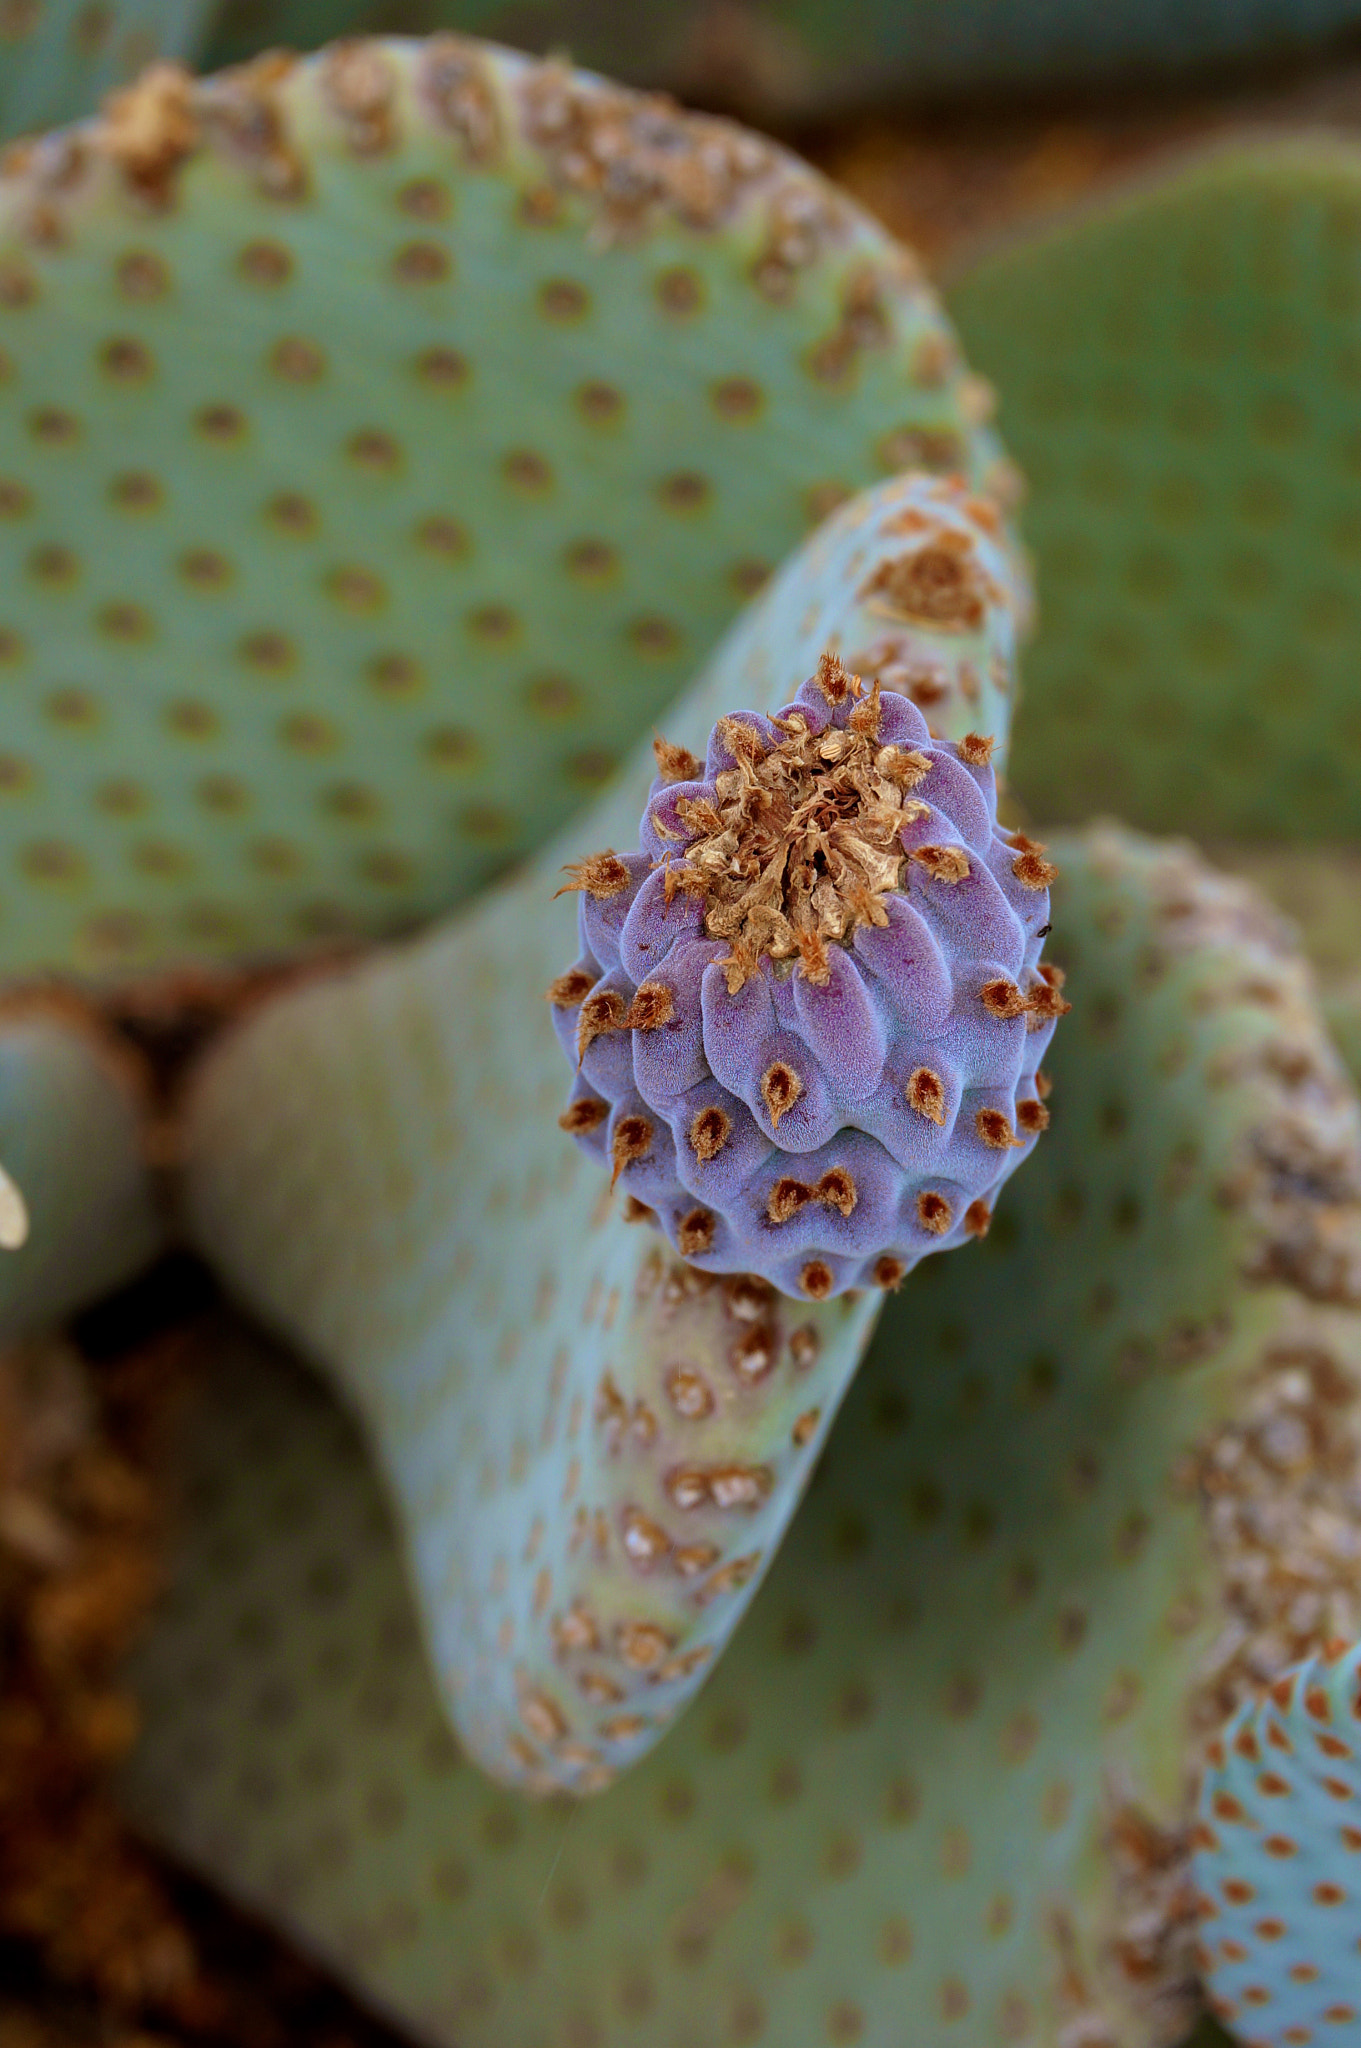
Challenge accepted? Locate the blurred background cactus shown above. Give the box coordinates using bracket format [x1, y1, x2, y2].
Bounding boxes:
[5, 9, 1361, 2048]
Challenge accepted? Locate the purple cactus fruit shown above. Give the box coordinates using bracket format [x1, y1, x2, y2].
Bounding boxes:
[550, 653, 1068, 1299]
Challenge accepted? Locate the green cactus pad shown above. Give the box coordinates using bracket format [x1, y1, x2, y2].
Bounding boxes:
[0, 1000, 162, 1340]
[124, 827, 1361, 2042]
[204, 0, 1361, 121]
[948, 139, 1361, 843]
[0, 0, 213, 145]
[177, 472, 1024, 1795]
[1193, 1636, 1361, 2046]
[0, 34, 1000, 991]
[1208, 846, 1361, 1092]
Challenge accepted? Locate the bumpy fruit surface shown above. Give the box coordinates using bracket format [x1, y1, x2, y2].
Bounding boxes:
[553, 655, 1061, 1299]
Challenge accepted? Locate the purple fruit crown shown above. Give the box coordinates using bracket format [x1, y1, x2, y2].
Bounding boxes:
[550, 653, 1067, 1298]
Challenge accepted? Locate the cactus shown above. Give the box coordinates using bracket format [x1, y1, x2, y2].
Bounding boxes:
[202, 0, 1361, 122]
[0, 3, 214, 145]
[0, 36, 997, 990]
[1193, 1639, 1361, 2046]
[948, 139, 1361, 845]
[0, 33, 995, 1389]
[176, 469, 1030, 1795]
[121, 826, 1361, 2046]
[0, 1000, 162, 1341]
[2, 39, 1360, 2048]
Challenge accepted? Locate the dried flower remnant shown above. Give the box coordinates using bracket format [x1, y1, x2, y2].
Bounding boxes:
[551, 646, 1058, 1296]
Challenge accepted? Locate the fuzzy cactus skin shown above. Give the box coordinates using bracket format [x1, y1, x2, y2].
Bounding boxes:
[1194, 1639, 1361, 2046]
[178, 472, 1027, 1796]
[949, 139, 1361, 845]
[0, 1003, 162, 1342]
[203, 0, 1361, 120]
[552, 659, 1058, 1300]
[125, 829, 1361, 2047]
[0, 35, 1001, 989]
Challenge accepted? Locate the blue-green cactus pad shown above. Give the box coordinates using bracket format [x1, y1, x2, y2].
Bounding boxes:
[949, 139, 1361, 842]
[0, 0, 213, 145]
[0, 1002, 162, 1340]
[178, 473, 1024, 1794]
[125, 827, 1361, 2042]
[0, 34, 998, 989]
[1194, 1639, 1361, 2046]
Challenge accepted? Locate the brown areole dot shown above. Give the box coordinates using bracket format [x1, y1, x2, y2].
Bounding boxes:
[677, 1208, 716, 1257]
[1010, 832, 1059, 890]
[653, 735, 700, 782]
[616, 1621, 673, 1669]
[905, 1066, 947, 1125]
[761, 1061, 803, 1128]
[689, 1105, 731, 1162]
[873, 1255, 907, 1289]
[963, 1199, 992, 1239]
[610, 1114, 654, 1187]
[557, 849, 631, 900]
[546, 968, 595, 1007]
[958, 732, 995, 764]
[815, 1167, 858, 1216]
[800, 1259, 835, 1299]
[917, 1190, 954, 1235]
[768, 1178, 813, 1225]
[576, 988, 627, 1060]
[731, 1325, 777, 1382]
[980, 977, 1029, 1022]
[975, 1108, 1024, 1151]
[558, 1097, 608, 1134]
[1016, 1099, 1050, 1134]
[1035, 1069, 1053, 1099]
[862, 529, 989, 632]
[665, 1365, 714, 1419]
[624, 982, 675, 1031]
[911, 844, 970, 884]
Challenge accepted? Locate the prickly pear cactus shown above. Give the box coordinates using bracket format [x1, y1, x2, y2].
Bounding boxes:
[178, 472, 1029, 1794]
[204, 0, 1361, 121]
[0, 35, 999, 988]
[1194, 1639, 1361, 2046]
[0, 1000, 161, 1341]
[949, 139, 1361, 842]
[0, 4, 213, 145]
[123, 827, 1361, 2046]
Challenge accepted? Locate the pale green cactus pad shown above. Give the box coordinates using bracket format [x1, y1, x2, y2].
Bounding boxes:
[949, 139, 1361, 843]
[0, 0, 213, 145]
[177, 472, 1025, 1795]
[1209, 846, 1361, 1090]
[0, 34, 999, 989]
[204, 0, 1361, 121]
[0, 1001, 162, 1341]
[123, 827, 1361, 2043]
[1193, 1637, 1361, 2046]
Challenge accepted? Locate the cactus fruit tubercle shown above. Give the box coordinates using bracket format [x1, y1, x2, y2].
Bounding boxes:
[552, 650, 1065, 1298]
